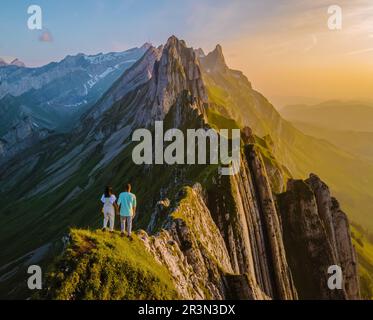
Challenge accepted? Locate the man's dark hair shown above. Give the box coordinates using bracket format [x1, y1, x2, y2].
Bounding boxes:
[104, 186, 113, 198]
[125, 183, 131, 192]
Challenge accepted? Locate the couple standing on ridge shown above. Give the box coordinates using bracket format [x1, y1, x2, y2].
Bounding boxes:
[100, 183, 137, 239]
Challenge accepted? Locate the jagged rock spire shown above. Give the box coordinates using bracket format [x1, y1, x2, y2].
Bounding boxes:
[200, 44, 228, 72]
[143, 35, 208, 125]
[278, 175, 360, 299]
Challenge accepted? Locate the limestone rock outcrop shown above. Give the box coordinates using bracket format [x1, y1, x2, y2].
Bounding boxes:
[277, 175, 360, 299]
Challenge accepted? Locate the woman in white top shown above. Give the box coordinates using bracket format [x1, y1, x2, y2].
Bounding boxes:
[101, 186, 117, 232]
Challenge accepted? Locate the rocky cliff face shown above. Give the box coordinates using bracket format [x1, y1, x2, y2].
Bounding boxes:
[135, 35, 208, 127]
[277, 175, 360, 299]
[112, 138, 360, 300]
[205, 145, 297, 299]
[140, 183, 270, 300]
[142, 185, 234, 299]
[0, 116, 50, 163]
[82, 36, 208, 141]
[87, 46, 162, 123]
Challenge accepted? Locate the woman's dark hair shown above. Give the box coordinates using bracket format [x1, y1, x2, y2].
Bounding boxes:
[104, 186, 113, 198]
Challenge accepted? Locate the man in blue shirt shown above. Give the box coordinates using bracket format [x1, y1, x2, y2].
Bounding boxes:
[117, 183, 137, 238]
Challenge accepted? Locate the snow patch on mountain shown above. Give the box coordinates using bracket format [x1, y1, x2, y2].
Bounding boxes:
[86, 67, 116, 88]
[64, 100, 88, 108]
[83, 51, 140, 64]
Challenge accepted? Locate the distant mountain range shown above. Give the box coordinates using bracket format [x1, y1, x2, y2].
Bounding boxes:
[279, 101, 373, 162]
[0, 58, 26, 68]
[289, 122, 373, 162]
[281, 101, 373, 132]
[0, 44, 150, 163]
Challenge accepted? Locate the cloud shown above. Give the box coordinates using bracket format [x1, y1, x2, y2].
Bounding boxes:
[304, 34, 318, 52]
[346, 47, 373, 55]
[39, 30, 53, 42]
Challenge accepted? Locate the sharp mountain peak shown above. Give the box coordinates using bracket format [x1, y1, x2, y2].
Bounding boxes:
[200, 43, 228, 71]
[10, 58, 26, 67]
[0, 58, 26, 67]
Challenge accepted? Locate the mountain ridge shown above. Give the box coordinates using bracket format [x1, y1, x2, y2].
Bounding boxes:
[280, 100, 373, 132]
[0, 58, 26, 68]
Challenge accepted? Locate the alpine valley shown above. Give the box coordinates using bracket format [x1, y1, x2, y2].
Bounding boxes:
[0, 36, 372, 300]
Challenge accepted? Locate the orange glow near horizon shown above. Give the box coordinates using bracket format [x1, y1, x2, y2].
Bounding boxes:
[217, 1, 373, 106]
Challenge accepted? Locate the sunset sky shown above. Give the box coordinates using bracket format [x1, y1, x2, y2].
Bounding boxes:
[1, 0, 373, 107]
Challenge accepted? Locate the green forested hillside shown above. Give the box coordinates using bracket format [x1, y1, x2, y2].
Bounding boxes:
[351, 225, 373, 299]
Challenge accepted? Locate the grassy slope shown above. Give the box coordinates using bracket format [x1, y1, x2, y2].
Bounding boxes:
[351, 226, 373, 299]
[40, 229, 179, 300]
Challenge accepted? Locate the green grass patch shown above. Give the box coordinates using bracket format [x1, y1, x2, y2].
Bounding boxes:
[39, 229, 179, 300]
[351, 225, 373, 299]
[206, 107, 239, 131]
